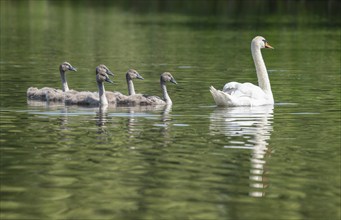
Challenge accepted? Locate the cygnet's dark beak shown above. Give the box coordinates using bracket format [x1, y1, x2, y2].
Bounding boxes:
[105, 77, 113, 84]
[107, 70, 115, 77]
[170, 78, 177, 84]
[136, 73, 144, 80]
[69, 66, 77, 71]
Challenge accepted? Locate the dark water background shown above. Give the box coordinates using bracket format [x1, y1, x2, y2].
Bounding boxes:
[1, 1, 340, 219]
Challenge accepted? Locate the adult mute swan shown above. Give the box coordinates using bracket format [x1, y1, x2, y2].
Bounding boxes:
[27, 62, 77, 101]
[210, 36, 274, 106]
[116, 72, 177, 106]
[126, 69, 144, 95]
[64, 64, 115, 106]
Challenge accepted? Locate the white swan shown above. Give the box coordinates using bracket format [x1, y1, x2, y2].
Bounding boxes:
[210, 36, 274, 106]
[27, 62, 77, 101]
[64, 64, 115, 106]
[126, 69, 144, 95]
[117, 72, 177, 106]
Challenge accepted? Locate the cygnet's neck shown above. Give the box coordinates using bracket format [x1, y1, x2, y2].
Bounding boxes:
[161, 80, 172, 105]
[97, 81, 108, 106]
[126, 76, 135, 95]
[60, 70, 69, 92]
[251, 44, 273, 99]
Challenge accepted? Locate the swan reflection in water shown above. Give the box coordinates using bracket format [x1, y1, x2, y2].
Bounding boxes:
[95, 105, 109, 135]
[120, 104, 166, 139]
[95, 104, 172, 141]
[125, 104, 173, 143]
[27, 100, 73, 131]
[210, 105, 274, 197]
[27, 100, 174, 148]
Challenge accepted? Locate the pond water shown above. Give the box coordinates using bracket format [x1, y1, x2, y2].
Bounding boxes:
[1, 1, 340, 220]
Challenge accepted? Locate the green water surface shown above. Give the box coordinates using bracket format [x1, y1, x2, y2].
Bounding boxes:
[1, 1, 340, 220]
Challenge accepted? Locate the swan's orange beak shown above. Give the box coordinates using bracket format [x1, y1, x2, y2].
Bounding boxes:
[265, 42, 274, 49]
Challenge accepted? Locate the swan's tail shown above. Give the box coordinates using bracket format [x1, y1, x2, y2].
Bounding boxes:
[210, 86, 234, 106]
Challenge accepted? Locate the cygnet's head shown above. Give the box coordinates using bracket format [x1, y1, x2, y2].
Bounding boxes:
[96, 64, 114, 77]
[60, 62, 77, 72]
[252, 36, 274, 49]
[160, 72, 177, 84]
[126, 69, 144, 80]
[96, 64, 114, 84]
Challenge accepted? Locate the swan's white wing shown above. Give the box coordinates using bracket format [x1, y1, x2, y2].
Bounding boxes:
[223, 82, 240, 94]
[210, 83, 269, 106]
[210, 86, 236, 106]
[235, 83, 268, 100]
[222, 82, 266, 99]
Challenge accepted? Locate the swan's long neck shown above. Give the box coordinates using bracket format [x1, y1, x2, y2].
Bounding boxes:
[161, 80, 172, 105]
[251, 45, 273, 99]
[126, 77, 135, 96]
[60, 70, 69, 92]
[97, 81, 108, 106]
